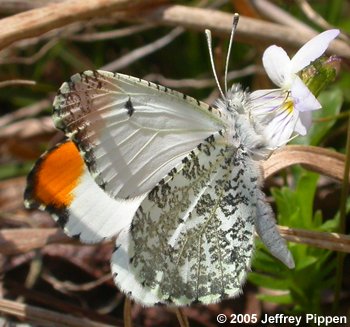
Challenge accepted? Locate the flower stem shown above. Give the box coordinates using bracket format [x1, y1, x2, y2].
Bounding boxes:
[332, 114, 350, 311]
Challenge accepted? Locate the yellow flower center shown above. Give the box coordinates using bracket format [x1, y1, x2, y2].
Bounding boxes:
[281, 92, 294, 114]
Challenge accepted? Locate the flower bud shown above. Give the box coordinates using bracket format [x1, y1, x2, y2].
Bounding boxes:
[300, 55, 341, 97]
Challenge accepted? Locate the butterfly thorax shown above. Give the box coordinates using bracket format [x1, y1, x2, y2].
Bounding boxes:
[215, 84, 272, 161]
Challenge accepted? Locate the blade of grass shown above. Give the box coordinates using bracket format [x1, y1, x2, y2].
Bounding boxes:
[173, 308, 190, 327]
[123, 297, 133, 327]
[333, 115, 350, 311]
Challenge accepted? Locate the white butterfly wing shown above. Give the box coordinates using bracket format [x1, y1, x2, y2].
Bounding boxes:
[111, 132, 259, 305]
[53, 70, 226, 199]
[24, 140, 146, 243]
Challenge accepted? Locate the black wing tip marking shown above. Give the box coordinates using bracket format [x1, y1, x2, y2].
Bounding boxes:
[125, 97, 135, 117]
[71, 233, 81, 240]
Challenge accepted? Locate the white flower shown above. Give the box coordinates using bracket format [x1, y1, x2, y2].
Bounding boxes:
[251, 29, 340, 148]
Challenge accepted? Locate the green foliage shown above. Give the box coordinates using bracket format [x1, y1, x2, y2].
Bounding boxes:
[250, 170, 339, 314]
[292, 88, 343, 146]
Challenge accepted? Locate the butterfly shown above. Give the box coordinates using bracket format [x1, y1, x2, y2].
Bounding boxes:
[24, 15, 295, 306]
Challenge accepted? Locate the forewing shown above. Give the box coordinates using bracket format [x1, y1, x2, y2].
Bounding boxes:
[24, 141, 144, 243]
[53, 70, 226, 199]
[111, 132, 259, 306]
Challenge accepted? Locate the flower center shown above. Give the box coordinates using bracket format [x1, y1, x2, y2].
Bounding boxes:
[282, 98, 294, 114]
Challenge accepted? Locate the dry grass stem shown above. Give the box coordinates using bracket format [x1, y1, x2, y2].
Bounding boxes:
[143, 65, 259, 89]
[0, 80, 36, 88]
[0, 99, 50, 128]
[68, 23, 156, 42]
[263, 145, 347, 182]
[41, 272, 112, 292]
[2, 223, 350, 257]
[0, 38, 59, 65]
[295, 0, 350, 43]
[0, 0, 162, 51]
[250, 0, 315, 34]
[0, 3, 349, 58]
[0, 1, 66, 14]
[278, 226, 350, 253]
[0, 228, 74, 255]
[101, 27, 183, 72]
[132, 5, 350, 58]
[123, 298, 133, 327]
[173, 308, 190, 327]
[0, 298, 116, 327]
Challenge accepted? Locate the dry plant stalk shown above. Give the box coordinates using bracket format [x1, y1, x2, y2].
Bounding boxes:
[0, 2, 349, 57]
[0, 0, 162, 50]
[262, 145, 347, 182]
[2, 224, 349, 255]
[0, 228, 74, 255]
[278, 226, 350, 253]
[130, 5, 350, 57]
[0, 298, 115, 327]
[0, 79, 36, 88]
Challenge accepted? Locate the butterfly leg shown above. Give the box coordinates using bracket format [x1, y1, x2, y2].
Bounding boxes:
[255, 191, 295, 269]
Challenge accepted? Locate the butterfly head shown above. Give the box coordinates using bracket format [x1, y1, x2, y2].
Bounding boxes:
[225, 84, 249, 114]
[214, 84, 273, 161]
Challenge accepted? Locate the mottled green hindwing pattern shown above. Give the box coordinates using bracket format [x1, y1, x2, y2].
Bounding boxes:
[112, 131, 259, 306]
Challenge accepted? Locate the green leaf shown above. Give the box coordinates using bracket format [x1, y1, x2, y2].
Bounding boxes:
[293, 88, 343, 146]
[295, 172, 319, 227]
[294, 256, 318, 270]
[248, 272, 290, 290]
[257, 293, 293, 305]
[0, 162, 33, 179]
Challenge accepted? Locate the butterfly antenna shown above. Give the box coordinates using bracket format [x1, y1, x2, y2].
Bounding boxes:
[205, 29, 225, 99]
[224, 13, 239, 95]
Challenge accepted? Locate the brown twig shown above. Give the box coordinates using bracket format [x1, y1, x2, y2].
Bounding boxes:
[123, 298, 133, 327]
[6, 281, 123, 326]
[262, 145, 347, 182]
[250, 0, 315, 34]
[0, 116, 53, 136]
[0, 228, 74, 255]
[0, 99, 50, 128]
[0, 2, 349, 58]
[41, 271, 112, 292]
[0, 38, 58, 65]
[2, 220, 350, 257]
[68, 23, 156, 42]
[0, 0, 162, 51]
[278, 226, 350, 253]
[131, 5, 350, 57]
[295, 0, 350, 43]
[143, 65, 259, 89]
[100, 27, 183, 72]
[0, 1, 66, 14]
[0, 298, 116, 327]
[173, 308, 190, 327]
[0, 79, 36, 88]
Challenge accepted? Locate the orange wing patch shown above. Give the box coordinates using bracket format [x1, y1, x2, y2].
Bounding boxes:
[25, 141, 84, 209]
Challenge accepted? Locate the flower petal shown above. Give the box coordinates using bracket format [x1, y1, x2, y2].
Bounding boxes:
[291, 75, 321, 112]
[298, 111, 312, 134]
[250, 89, 287, 114]
[291, 29, 340, 73]
[262, 45, 292, 87]
[250, 89, 298, 147]
[264, 107, 297, 147]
